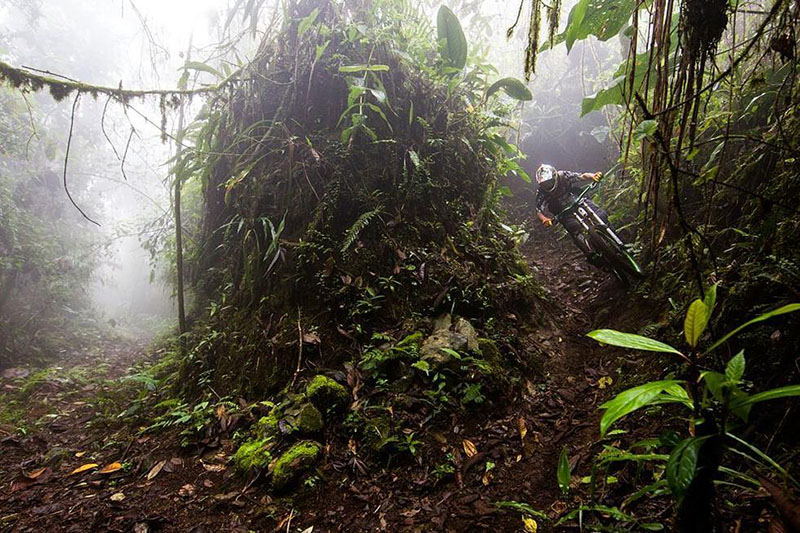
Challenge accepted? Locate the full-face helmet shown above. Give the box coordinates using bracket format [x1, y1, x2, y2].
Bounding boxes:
[536, 164, 558, 188]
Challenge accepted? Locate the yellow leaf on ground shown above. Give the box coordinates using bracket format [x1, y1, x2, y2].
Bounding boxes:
[74, 451, 86, 458]
[598, 376, 613, 389]
[109, 492, 126, 502]
[523, 517, 538, 532]
[69, 463, 99, 476]
[462, 439, 477, 457]
[98, 462, 123, 474]
[518, 417, 528, 441]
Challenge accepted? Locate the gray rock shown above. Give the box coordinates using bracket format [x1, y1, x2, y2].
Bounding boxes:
[420, 315, 479, 367]
[454, 317, 479, 352]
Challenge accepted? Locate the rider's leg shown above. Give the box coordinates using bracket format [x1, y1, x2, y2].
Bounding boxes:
[561, 215, 604, 267]
[561, 215, 599, 259]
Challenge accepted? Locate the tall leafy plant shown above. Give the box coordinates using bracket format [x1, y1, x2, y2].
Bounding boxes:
[588, 288, 800, 531]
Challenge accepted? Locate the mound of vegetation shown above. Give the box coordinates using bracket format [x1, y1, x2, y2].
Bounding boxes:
[176, 0, 540, 398]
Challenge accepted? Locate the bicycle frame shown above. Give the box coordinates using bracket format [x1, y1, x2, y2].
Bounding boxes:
[554, 182, 625, 247]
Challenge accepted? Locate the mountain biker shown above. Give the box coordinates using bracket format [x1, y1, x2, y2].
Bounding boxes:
[534, 164, 608, 266]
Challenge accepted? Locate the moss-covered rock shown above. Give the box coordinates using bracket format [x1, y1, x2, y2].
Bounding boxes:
[233, 437, 273, 471]
[362, 415, 394, 453]
[256, 401, 324, 437]
[271, 440, 322, 490]
[255, 412, 281, 438]
[305, 375, 350, 412]
[478, 338, 502, 367]
[295, 402, 324, 433]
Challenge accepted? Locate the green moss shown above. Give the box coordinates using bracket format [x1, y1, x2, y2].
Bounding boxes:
[296, 402, 324, 433]
[362, 415, 394, 453]
[271, 440, 322, 490]
[233, 437, 273, 471]
[478, 338, 502, 367]
[256, 401, 323, 438]
[305, 375, 350, 412]
[256, 412, 281, 438]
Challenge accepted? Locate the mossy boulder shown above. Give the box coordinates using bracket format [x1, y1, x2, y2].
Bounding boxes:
[256, 401, 324, 437]
[271, 440, 322, 490]
[256, 411, 281, 438]
[295, 402, 324, 433]
[420, 315, 480, 368]
[233, 437, 273, 471]
[478, 338, 502, 367]
[305, 375, 350, 412]
[362, 415, 394, 453]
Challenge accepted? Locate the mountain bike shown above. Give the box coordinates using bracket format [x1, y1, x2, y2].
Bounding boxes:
[555, 181, 645, 284]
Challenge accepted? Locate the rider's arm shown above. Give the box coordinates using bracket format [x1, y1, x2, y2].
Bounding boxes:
[534, 188, 553, 226]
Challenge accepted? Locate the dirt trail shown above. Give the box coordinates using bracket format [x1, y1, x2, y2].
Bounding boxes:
[0, 226, 650, 532]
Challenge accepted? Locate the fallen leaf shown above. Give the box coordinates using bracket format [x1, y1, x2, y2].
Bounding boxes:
[25, 467, 49, 479]
[178, 483, 196, 498]
[11, 479, 35, 492]
[98, 462, 123, 474]
[523, 517, 538, 532]
[462, 439, 478, 458]
[598, 376, 613, 389]
[69, 463, 99, 476]
[302, 332, 321, 345]
[518, 417, 528, 441]
[481, 470, 493, 485]
[202, 462, 226, 472]
[146, 460, 166, 481]
[213, 491, 240, 502]
[74, 451, 86, 458]
[109, 492, 126, 502]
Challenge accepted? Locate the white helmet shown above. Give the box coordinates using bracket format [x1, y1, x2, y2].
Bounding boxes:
[536, 164, 557, 185]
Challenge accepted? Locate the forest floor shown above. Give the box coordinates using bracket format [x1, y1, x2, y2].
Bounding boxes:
[0, 226, 659, 532]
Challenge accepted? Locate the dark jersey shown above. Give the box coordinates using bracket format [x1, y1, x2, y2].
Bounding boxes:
[534, 171, 584, 215]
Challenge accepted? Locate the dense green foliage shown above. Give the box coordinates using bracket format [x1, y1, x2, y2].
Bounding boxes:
[174, 0, 539, 397]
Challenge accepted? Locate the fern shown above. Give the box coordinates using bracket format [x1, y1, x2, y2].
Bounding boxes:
[341, 206, 382, 253]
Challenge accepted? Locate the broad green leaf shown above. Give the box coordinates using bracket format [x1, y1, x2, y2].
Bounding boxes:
[684, 299, 708, 348]
[298, 7, 319, 37]
[411, 360, 430, 376]
[339, 64, 390, 73]
[701, 370, 751, 421]
[408, 150, 421, 168]
[599, 380, 687, 436]
[557, 446, 571, 493]
[564, 0, 637, 52]
[486, 77, 533, 101]
[587, 329, 683, 355]
[703, 284, 718, 320]
[731, 385, 800, 408]
[725, 351, 745, 382]
[633, 119, 658, 142]
[182, 61, 222, 79]
[706, 303, 800, 352]
[666, 436, 710, 499]
[436, 6, 467, 70]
